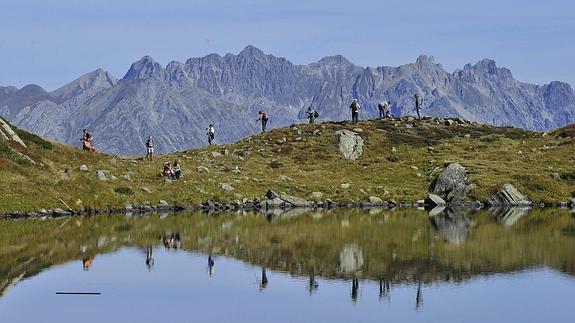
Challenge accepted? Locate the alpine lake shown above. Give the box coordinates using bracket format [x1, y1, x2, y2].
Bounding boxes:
[1, 207, 575, 322]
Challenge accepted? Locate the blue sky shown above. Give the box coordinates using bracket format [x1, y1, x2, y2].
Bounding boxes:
[1, 0, 574, 90]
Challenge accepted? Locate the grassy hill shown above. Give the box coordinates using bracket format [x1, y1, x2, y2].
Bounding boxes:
[1, 116, 574, 213]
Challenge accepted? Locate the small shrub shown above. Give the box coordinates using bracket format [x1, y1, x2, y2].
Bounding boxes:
[0, 141, 30, 165]
[14, 129, 53, 150]
[114, 186, 134, 195]
[386, 155, 400, 162]
[480, 135, 499, 143]
[560, 172, 575, 182]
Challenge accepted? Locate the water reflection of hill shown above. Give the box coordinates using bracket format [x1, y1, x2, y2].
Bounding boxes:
[1, 208, 575, 297]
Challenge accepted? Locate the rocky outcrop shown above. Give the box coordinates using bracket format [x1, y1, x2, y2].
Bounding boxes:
[488, 184, 531, 206]
[0, 117, 26, 148]
[337, 244, 364, 274]
[262, 190, 312, 209]
[431, 163, 471, 203]
[2, 46, 573, 155]
[335, 130, 364, 160]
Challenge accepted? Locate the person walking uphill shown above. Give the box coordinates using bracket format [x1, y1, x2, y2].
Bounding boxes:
[349, 99, 361, 124]
[145, 136, 154, 161]
[306, 105, 319, 124]
[415, 94, 423, 120]
[256, 111, 269, 133]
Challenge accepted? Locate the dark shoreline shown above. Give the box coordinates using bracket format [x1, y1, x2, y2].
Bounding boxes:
[2, 198, 573, 220]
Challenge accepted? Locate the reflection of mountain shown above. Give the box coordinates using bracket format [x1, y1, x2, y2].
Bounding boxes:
[1, 208, 575, 297]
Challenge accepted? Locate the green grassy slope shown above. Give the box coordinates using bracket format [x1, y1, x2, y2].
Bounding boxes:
[1, 117, 574, 212]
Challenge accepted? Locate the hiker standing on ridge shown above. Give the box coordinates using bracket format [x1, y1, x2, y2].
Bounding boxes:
[306, 105, 318, 124]
[415, 93, 423, 120]
[384, 101, 393, 119]
[145, 136, 154, 161]
[349, 99, 361, 124]
[206, 124, 215, 145]
[256, 111, 269, 133]
[379, 101, 393, 119]
[82, 129, 96, 153]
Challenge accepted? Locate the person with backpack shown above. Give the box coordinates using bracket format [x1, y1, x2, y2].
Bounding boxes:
[378, 102, 386, 119]
[81, 129, 96, 153]
[349, 99, 361, 124]
[145, 136, 154, 161]
[256, 111, 269, 133]
[415, 94, 423, 120]
[206, 124, 215, 145]
[306, 105, 319, 124]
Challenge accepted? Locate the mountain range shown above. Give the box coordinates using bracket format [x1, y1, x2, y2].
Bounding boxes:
[1, 45, 574, 155]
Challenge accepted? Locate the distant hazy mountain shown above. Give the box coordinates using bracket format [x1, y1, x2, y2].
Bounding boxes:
[1, 45, 573, 155]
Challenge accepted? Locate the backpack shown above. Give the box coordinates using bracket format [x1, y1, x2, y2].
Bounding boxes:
[314, 111, 319, 118]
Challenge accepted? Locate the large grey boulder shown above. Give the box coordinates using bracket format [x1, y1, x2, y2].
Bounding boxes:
[337, 244, 364, 274]
[335, 129, 364, 160]
[488, 184, 531, 206]
[431, 163, 470, 203]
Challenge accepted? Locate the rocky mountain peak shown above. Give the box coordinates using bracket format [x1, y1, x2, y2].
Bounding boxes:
[51, 68, 116, 101]
[318, 55, 354, 66]
[123, 55, 166, 80]
[416, 55, 437, 66]
[239, 45, 266, 58]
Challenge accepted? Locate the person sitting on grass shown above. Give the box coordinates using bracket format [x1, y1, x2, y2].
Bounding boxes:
[162, 162, 172, 178]
[172, 160, 181, 180]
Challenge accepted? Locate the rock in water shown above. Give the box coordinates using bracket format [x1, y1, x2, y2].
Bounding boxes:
[335, 130, 364, 160]
[425, 193, 446, 207]
[337, 244, 364, 274]
[487, 183, 531, 206]
[432, 163, 470, 203]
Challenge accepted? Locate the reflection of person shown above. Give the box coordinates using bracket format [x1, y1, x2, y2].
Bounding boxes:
[162, 233, 181, 249]
[146, 246, 154, 270]
[259, 268, 268, 290]
[416, 281, 423, 310]
[379, 279, 391, 302]
[82, 256, 95, 270]
[208, 255, 215, 276]
[308, 274, 319, 295]
[351, 278, 359, 303]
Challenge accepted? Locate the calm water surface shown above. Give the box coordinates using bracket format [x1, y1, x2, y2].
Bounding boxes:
[1, 208, 574, 322]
